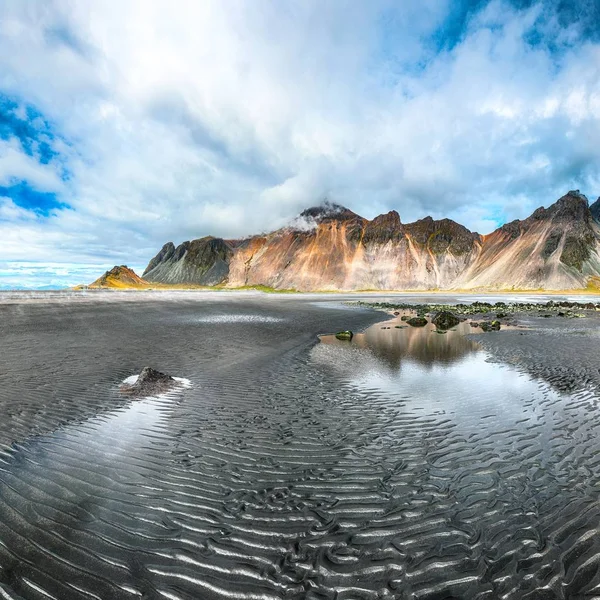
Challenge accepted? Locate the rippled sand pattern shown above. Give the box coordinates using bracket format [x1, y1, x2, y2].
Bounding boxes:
[1, 297, 600, 599]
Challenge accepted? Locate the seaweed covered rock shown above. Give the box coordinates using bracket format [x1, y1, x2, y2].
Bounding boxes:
[121, 367, 176, 397]
[335, 330, 353, 341]
[480, 320, 501, 332]
[432, 311, 460, 330]
[406, 317, 428, 327]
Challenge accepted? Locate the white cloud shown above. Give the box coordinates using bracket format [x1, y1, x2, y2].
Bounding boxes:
[0, 0, 598, 287]
[0, 197, 38, 221]
[0, 261, 146, 290]
[0, 139, 64, 191]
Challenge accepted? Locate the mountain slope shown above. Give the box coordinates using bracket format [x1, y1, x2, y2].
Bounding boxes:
[142, 191, 600, 291]
[456, 191, 600, 290]
[143, 236, 232, 285]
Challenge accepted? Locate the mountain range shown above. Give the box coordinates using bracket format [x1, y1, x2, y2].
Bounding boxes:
[97, 190, 600, 291]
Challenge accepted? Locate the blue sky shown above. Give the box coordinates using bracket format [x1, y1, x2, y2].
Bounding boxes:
[0, 0, 599, 289]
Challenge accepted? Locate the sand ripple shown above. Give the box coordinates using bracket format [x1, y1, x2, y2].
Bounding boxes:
[0, 299, 599, 599]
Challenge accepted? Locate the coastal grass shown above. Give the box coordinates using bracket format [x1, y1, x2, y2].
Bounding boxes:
[77, 277, 600, 296]
[76, 283, 600, 295]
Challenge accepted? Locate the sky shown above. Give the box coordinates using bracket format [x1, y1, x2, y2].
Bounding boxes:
[0, 0, 599, 289]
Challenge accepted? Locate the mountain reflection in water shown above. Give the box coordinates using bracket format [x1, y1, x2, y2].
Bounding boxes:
[320, 316, 480, 370]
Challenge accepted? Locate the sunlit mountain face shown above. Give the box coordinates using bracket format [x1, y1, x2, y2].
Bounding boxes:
[141, 191, 600, 291]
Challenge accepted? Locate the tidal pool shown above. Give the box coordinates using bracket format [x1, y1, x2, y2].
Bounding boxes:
[0, 298, 599, 599]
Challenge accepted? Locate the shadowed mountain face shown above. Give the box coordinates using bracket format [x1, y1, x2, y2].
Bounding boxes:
[143, 191, 600, 291]
[143, 236, 232, 285]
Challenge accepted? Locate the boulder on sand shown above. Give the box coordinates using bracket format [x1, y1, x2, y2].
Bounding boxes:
[432, 311, 460, 330]
[121, 367, 176, 397]
[480, 320, 501, 332]
[335, 330, 353, 341]
[406, 317, 428, 327]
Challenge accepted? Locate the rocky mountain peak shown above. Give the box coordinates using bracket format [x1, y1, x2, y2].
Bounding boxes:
[143, 242, 176, 275]
[404, 217, 479, 256]
[532, 190, 591, 223]
[371, 210, 401, 226]
[298, 201, 361, 223]
[362, 210, 404, 243]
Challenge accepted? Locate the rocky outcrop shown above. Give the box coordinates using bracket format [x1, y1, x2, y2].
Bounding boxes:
[406, 317, 428, 327]
[142, 190, 600, 291]
[121, 367, 176, 398]
[480, 320, 501, 332]
[89, 266, 148, 288]
[432, 311, 461, 330]
[361, 210, 404, 243]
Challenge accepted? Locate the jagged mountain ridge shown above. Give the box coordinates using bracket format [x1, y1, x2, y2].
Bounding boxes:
[142, 192, 600, 291]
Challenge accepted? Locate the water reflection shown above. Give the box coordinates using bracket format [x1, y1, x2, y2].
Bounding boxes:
[320, 314, 479, 371]
[314, 314, 545, 430]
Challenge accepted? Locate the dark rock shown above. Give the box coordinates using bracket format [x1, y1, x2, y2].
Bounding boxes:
[470, 322, 479, 327]
[432, 311, 460, 330]
[362, 211, 404, 244]
[480, 320, 501, 332]
[335, 330, 353, 341]
[121, 367, 176, 398]
[405, 217, 480, 255]
[542, 229, 562, 259]
[406, 317, 428, 327]
[393, 311, 400, 316]
[561, 235, 593, 271]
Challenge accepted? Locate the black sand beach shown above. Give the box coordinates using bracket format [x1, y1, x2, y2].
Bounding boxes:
[1, 291, 600, 599]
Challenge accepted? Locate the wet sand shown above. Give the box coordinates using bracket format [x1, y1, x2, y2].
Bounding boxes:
[0, 292, 600, 599]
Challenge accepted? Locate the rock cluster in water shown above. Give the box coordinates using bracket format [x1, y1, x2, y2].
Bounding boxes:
[432, 311, 461, 330]
[406, 317, 428, 327]
[480, 320, 501, 332]
[121, 367, 176, 398]
[357, 299, 598, 318]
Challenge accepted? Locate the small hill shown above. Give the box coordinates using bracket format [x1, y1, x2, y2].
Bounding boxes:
[89, 266, 149, 288]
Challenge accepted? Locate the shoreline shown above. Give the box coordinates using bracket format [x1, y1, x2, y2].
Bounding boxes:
[5, 285, 600, 295]
[2, 287, 600, 306]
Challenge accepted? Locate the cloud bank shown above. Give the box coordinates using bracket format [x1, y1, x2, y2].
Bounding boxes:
[0, 0, 599, 287]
